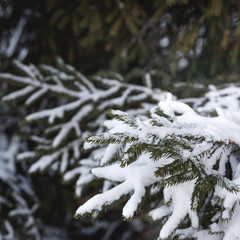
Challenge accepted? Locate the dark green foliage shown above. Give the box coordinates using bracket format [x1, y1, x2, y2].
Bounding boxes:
[2, 0, 240, 83]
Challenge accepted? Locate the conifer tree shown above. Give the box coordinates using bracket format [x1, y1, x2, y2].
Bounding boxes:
[0, 59, 163, 196]
[1, 59, 240, 239]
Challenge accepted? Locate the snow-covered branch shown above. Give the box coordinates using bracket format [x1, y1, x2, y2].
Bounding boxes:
[2, 59, 240, 240]
[0, 59, 163, 188]
[77, 93, 240, 240]
[0, 134, 40, 240]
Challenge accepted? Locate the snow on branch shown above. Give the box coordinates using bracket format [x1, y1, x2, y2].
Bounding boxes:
[2, 59, 240, 239]
[0, 59, 163, 183]
[0, 134, 40, 240]
[77, 94, 240, 240]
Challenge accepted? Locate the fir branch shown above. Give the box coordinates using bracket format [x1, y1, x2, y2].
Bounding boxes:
[86, 132, 139, 146]
[108, 109, 139, 128]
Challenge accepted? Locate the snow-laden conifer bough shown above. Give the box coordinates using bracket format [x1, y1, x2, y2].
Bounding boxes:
[1, 59, 240, 239]
[0, 59, 163, 196]
[76, 91, 240, 240]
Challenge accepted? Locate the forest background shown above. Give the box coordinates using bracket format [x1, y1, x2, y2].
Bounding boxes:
[1, 0, 240, 239]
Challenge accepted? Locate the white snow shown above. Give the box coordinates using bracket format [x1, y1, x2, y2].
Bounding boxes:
[145, 72, 152, 89]
[159, 37, 169, 48]
[52, 104, 93, 147]
[5, 18, 26, 58]
[29, 139, 82, 173]
[178, 58, 189, 71]
[159, 182, 199, 239]
[2, 85, 35, 102]
[25, 87, 48, 106]
[17, 151, 37, 161]
[76, 87, 240, 239]
[29, 151, 62, 173]
[76, 153, 162, 218]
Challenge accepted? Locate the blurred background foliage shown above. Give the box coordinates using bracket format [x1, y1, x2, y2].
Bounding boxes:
[1, 0, 240, 85]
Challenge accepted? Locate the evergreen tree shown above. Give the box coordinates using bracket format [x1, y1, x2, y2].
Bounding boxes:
[0, 59, 162, 197]
[1, 59, 240, 239]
